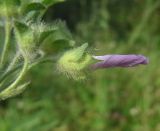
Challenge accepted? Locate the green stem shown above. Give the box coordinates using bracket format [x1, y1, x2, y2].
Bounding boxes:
[0, 57, 54, 84]
[0, 57, 28, 99]
[128, 0, 160, 46]
[92, 73, 108, 131]
[0, 20, 11, 68]
[5, 51, 20, 73]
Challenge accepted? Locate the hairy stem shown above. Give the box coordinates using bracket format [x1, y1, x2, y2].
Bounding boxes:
[0, 57, 54, 84]
[5, 51, 20, 73]
[0, 20, 11, 68]
[0, 56, 28, 100]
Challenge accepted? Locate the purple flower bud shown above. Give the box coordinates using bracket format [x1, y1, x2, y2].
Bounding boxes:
[92, 54, 149, 69]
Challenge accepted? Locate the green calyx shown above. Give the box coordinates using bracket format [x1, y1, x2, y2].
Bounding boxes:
[57, 43, 92, 80]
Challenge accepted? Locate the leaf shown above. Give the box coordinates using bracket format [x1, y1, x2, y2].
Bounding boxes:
[22, 2, 46, 14]
[42, 21, 73, 44]
[14, 20, 29, 34]
[0, 19, 4, 26]
[0, 81, 30, 100]
[14, 20, 35, 50]
[20, 2, 46, 21]
[0, 0, 20, 6]
[42, 0, 65, 7]
[36, 21, 73, 47]
[0, 0, 21, 17]
[12, 81, 30, 96]
[14, 20, 29, 44]
[39, 30, 55, 44]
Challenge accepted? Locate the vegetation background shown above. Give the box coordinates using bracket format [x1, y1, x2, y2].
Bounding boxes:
[0, 0, 160, 131]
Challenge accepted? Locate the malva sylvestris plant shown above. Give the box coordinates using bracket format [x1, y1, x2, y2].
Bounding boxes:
[0, 0, 149, 100]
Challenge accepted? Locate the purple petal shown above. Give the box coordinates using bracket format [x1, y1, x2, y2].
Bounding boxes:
[92, 54, 149, 69]
[92, 55, 112, 61]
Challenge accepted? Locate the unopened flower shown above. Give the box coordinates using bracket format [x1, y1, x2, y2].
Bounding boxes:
[92, 54, 148, 69]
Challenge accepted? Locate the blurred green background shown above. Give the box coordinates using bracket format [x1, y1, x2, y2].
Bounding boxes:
[0, 0, 160, 131]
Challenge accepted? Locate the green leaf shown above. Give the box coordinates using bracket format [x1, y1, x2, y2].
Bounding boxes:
[0, 81, 30, 100]
[36, 21, 73, 47]
[42, 21, 72, 44]
[42, 0, 65, 7]
[39, 30, 55, 44]
[0, 0, 20, 6]
[0, 0, 21, 17]
[14, 21, 34, 50]
[14, 20, 29, 34]
[14, 20, 28, 44]
[22, 2, 46, 14]
[20, 2, 46, 21]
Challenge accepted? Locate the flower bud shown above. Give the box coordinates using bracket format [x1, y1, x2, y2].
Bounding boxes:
[57, 43, 92, 80]
[92, 54, 148, 69]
